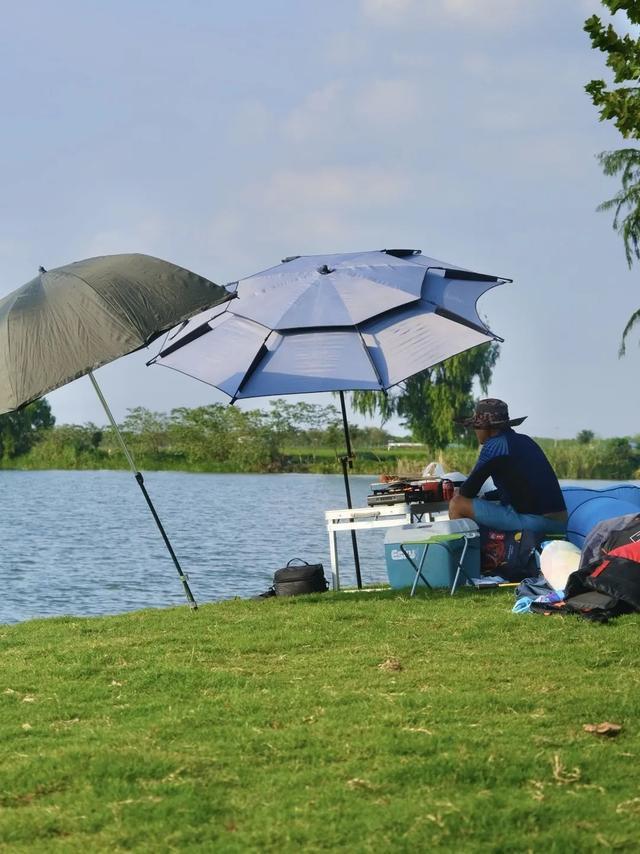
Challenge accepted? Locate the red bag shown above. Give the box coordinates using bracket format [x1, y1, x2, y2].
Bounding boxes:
[481, 529, 508, 574]
[480, 528, 541, 581]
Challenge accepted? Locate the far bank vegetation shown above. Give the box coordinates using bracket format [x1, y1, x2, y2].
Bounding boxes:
[1, 399, 638, 480]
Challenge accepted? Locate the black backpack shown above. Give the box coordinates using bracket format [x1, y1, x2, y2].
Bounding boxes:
[273, 559, 329, 597]
[560, 516, 640, 621]
[530, 591, 634, 623]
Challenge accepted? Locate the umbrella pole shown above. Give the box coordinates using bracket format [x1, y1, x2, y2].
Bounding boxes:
[338, 391, 363, 589]
[88, 371, 198, 610]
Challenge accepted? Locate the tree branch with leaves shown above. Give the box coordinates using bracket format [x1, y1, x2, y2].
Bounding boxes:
[585, 0, 640, 353]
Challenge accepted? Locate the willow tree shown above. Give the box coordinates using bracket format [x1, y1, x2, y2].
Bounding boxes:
[585, 0, 640, 353]
[351, 342, 500, 450]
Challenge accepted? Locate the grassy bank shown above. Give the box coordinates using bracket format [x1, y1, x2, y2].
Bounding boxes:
[2, 590, 639, 851]
[6, 442, 640, 480]
[4, 434, 640, 479]
[4, 401, 639, 478]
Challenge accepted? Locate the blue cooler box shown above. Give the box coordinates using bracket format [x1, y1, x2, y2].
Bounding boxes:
[384, 520, 481, 589]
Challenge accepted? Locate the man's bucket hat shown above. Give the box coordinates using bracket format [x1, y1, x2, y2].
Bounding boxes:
[457, 398, 527, 429]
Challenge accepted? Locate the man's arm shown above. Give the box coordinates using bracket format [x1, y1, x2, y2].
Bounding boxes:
[459, 457, 496, 498]
[459, 435, 509, 499]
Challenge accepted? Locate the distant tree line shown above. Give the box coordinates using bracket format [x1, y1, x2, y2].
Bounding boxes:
[1, 397, 639, 479]
[8, 399, 397, 473]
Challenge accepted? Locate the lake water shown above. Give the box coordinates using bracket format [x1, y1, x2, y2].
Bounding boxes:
[1, 471, 635, 624]
[0, 470, 395, 624]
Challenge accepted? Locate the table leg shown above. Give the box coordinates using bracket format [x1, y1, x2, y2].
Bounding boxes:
[328, 527, 340, 591]
[450, 537, 471, 596]
[401, 544, 432, 597]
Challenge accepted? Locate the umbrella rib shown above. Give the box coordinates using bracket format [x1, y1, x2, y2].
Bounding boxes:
[232, 330, 274, 403]
[151, 303, 237, 362]
[356, 328, 385, 390]
[429, 267, 507, 283]
[400, 255, 511, 283]
[430, 305, 502, 340]
[207, 308, 275, 332]
[149, 308, 272, 364]
[152, 322, 214, 360]
[230, 308, 315, 332]
[155, 321, 187, 359]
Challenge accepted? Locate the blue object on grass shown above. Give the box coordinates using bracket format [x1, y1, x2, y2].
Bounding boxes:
[562, 485, 640, 548]
[512, 589, 565, 615]
[513, 597, 533, 614]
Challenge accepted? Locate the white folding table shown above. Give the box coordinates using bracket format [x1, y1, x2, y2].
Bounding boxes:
[324, 502, 449, 590]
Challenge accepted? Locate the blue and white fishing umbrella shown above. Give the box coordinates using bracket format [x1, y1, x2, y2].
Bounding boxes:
[150, 248, 507, 399]
[149, 248, 510, 587]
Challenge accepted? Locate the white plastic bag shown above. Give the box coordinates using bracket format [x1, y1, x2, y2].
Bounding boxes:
[421, 461, 446, 478]
[422, 462, 471, 485]
[540, 540, 581, 592]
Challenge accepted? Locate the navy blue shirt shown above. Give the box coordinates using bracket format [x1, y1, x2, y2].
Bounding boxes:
[459, 428, 566, 515]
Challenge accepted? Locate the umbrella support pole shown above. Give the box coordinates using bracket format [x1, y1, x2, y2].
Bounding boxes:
[339, 391, 363, 589]
[88, 371, 198, 610]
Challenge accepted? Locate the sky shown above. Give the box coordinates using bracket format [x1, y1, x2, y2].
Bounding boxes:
[1, 0, 638, 439]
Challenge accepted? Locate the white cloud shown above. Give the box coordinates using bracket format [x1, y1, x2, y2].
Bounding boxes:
[325, 30, 371, 65]
[360, 0, 415, 24]
[83, 215, 168, 258]
[259, 166, 409, 210]
[356, 79, 420, 125]
[227, 100, 274, 145]
[283, 82, 345, 143]
[361, 0, 533, 30]
[282, 77, 422, 149]
[442, 0, 528, 26]
[201, 165, 413, 265]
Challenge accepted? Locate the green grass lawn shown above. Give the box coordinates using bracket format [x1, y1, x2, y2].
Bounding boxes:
[1, 589, 639, 852]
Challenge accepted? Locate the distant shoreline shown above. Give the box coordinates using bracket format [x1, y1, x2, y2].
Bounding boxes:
[3, 435, 639, 480]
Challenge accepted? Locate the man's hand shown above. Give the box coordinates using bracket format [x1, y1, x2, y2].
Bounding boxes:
[449, 493, 475, 520]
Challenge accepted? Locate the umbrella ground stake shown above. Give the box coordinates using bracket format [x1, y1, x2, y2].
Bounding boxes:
[339, 391, 363, 589]
[88, 371, 198, 610]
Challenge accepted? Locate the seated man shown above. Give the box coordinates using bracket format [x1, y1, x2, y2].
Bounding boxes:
[448, 398, 567, 535]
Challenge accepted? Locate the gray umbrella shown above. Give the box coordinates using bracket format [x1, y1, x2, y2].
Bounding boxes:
[150, 248, 509, 588]
[0, 253, 232, 608]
